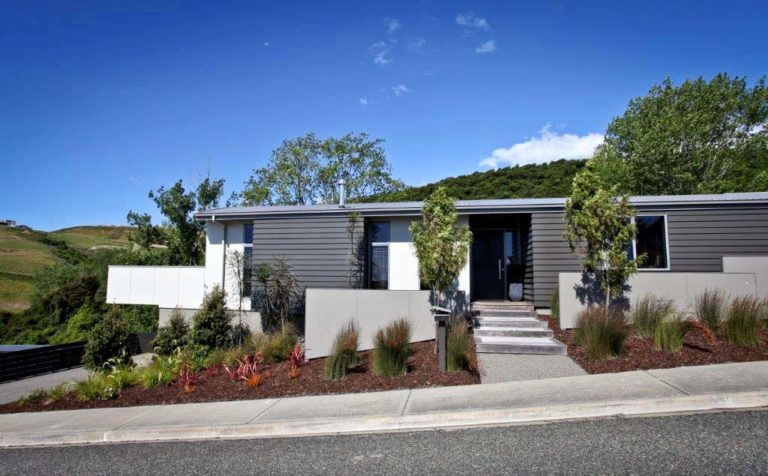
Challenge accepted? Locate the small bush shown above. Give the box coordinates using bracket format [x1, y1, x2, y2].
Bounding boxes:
[447, 319, 477, 373]
[18, 388, 48, 406]
[140, 353, 181, 388]
[372, 319, 412, 376]
[550, 288, 560, 323]
[77, 373, 116, 401]
[82, 306, 134, 370]
[187, 286, 233, 351]
[203, 348, 227, 368]
[230, 322, 252, 347]
[654, 317, 688, 352]
[46, 383, 74, 404]
[574, 306, 628, 360]
[324, 321, 360, 381]
[722, 295, 763, 347]
[695, 289, 727, 331]
[632, 294, 674, 336]
[152, 308, 189, 355]
[106, 365, 139, 390]
[259, 324, 298, 364]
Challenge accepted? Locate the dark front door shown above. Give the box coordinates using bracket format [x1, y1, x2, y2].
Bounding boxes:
[471, 230, 505, 300]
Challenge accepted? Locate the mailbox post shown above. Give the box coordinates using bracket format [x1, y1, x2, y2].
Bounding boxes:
[431, 306, 451, 372]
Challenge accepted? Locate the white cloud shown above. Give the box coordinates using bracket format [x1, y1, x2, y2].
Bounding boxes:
[359, 98, 368, 107]
[369, 41, 393, 65]
[456, 13, 490, 31]
[263, 42, 270, 47]
[479, 125, 604, 168]
[407, 37, 427, 52]
[390, 84, 411, 97]
[386, 18, 401, 34]
[475, 40, 496, 54]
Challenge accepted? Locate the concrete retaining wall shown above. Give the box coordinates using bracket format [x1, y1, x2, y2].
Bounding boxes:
[158, 308, 263, 333]
[304, 289, 437, 359]
[558, 272, 758, 329]
[723, 256, 768, 299]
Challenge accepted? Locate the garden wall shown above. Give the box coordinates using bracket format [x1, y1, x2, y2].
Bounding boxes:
[304, 289, 439, 359]
[558, 272, 758, 329]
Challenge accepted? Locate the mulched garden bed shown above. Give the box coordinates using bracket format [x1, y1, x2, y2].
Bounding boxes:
[0, 341, 479, 414]
[543, 315, 768, 374]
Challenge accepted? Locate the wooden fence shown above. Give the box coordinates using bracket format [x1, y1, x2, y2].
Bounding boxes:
[0, 342, 86, 382]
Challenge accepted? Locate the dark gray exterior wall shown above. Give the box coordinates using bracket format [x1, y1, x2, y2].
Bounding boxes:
[251, 213, 364, 290]
[530, 203, 768, 309]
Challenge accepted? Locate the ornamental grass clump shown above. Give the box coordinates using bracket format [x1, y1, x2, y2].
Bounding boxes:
[574, 306, 628, 360]
[324, 321, 360, 381]
[76, 373, 116, 401]
[550, 288, 560, 324]
[373, 319, 412, 376]
[722, 295, 763, 347]
[632, 294, 675, 336]
[654, 316, 688, 352]
[695, 289, 727, 331]
[140, 352, 181, 388]
[258, 324, 298, 363]
[447, 319, 477, 373]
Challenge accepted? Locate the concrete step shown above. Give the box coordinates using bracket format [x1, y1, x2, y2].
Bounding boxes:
[474, 336, 567, 355]
[473, 309, 537, 318]
[474, 326, 554, 338]
[471, 302, 534, 312]
[473, 317, 548, 329]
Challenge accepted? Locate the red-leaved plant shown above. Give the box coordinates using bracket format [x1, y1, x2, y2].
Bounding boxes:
[224, 353, 264, 387]
[288, 343, 305, 379]
[177, 363, 197, 393]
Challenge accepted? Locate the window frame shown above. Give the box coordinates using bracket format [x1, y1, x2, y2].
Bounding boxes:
[631, 214, 671, 272]
[367, 221, 390, 290]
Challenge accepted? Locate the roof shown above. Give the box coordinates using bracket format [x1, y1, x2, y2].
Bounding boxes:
[195, 192, 768, 221]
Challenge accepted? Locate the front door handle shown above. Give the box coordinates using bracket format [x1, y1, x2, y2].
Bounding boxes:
[498, 260, 502, 280]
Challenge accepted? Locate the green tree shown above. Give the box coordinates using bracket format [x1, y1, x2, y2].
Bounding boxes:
[564, 161, 640, 307]
[410, 187, 473, 308]
[239, 132, 403, 205]
[595, 74, 768, 195]
[127, 176, 224, 265]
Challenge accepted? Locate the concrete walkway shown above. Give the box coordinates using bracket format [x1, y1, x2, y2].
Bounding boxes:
[2, 361, 768, 448]
[478, 354, 587, 384]
[0, 368, 88, 405]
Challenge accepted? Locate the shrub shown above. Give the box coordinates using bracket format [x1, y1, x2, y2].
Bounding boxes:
[17, 388, 48, 406]
[288, 343, 305, 378]
[46, 383, 74, 404]
[203, 348, 227, 368]
[372, 319, 412, 376]
[187, 286, 233, 351]
[151, 308, 189, 355]
[722, 295, 763, 347]
[180, 343, 210, 372]
[632, 294, 674, 336]
[695, 289, 727, 331]
[77, 373, 116, 401]
[41, 274, 101, 325]
[324, 321, 360, 381]
[82, 306, 134, 370]
[574, 306, 628, 360]
[106, 364, 139, 390]
[654, 317, 688, 352]
[49, 305, 102, 344]
[140, 353, 181, 388]
[223, 353, 263, 387]
[550, 288, 560, 323]
[230, 322, 252, 347]
[447, 319, 477, 373]
[258, 324, 298, 364]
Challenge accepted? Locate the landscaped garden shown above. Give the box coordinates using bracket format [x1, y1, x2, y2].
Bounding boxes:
[547, 290, 768, 374]
[0, 286, 479, 415]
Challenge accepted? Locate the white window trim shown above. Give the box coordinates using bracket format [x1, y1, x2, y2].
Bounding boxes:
[632, 214, 671, 272]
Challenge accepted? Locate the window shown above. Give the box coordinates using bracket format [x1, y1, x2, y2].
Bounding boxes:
[630, 216, 669, 270]
[368, 222, 389, 289]
[243, 224, 254, 296]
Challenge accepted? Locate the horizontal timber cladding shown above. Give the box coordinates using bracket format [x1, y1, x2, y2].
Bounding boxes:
[530, 203, 768, 309]
[252, 213, 365, 290]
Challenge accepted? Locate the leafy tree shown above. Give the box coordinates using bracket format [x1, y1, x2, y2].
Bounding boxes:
[239, 132, 403, 205]
[187, 285, 233, 350]
[595, 74, 768, 195]
[127, 176, 224, 265]
[82, 306, 135, 370]
[410, 187, 473, 308]
[151, 308, 189, 355]
[564, 162, 640, 307]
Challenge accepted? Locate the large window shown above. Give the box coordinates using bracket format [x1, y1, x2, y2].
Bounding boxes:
[630, 215, 669, 270]
[243, 224, 254, 297]
[368, 222, 390, 289]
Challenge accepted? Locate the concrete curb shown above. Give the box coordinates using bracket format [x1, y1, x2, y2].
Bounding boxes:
[2, 390, 767, 448]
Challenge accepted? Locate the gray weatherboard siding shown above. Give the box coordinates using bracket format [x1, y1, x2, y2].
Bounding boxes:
[251, 214, 364, 290]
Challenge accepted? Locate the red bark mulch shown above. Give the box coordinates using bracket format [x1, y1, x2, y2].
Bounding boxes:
[543, 315, 768, 374]
[0, 341, 479, 414]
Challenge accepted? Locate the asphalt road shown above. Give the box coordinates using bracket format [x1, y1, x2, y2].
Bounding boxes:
[2, 410, 767, 475]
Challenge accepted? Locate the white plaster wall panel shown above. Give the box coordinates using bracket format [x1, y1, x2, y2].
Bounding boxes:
[389, 242, 420, 290]
[106, 266, 132, 304]
[176, 267, 207, 308]
[128, 267, 156, 304]
[723, 256, 768, 299]
[153, 267, 180, 308]
[204, 222, 225, 290]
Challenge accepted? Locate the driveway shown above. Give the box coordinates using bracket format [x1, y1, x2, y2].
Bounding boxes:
[0, 367, 88, 404]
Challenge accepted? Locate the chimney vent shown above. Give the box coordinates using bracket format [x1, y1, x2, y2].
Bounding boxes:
[338, 178, 347, 207]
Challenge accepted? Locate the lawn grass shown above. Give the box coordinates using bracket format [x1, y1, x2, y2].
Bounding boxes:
[50, 226, 133, 249]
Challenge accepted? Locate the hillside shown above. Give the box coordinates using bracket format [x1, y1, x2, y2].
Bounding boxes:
[0, 225, 133, 312]
[362, 159, 587, 202]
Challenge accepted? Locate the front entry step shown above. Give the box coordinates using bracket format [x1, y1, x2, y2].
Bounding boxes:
[475, 336, 567, 355]
[474, 326, 554, 338]
[471, 301, 566, 355]
[473, 317, 547, 329]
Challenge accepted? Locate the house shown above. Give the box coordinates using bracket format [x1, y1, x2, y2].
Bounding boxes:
[107, 191, 768, 356]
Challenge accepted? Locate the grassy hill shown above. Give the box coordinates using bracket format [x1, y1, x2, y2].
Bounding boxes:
[0, 225, 133, 312]
[362, 159, 587, 202]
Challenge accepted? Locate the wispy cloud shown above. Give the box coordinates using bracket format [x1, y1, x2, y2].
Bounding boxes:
[386, 18, 401, 34]
[475, 40, 496, 54]
[369, 41, 393, 65]
[456, 13, 490, 31]
[407, 37, 427, 52]
[479, 125, 604, 168]
[263, 41, 270, 47]
[390, 84, 411, 97]
[359, 98, 368, 107]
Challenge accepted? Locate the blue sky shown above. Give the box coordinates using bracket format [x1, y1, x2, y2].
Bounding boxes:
[1, 0, 766, 230]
